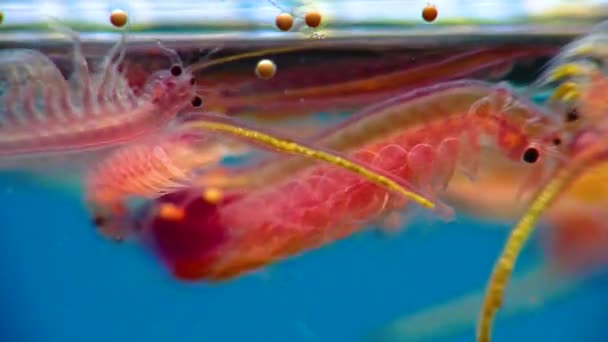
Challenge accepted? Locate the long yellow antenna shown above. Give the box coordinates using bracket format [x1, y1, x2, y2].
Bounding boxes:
[477, 135, 608, 342]
[181, 114, 435, 209]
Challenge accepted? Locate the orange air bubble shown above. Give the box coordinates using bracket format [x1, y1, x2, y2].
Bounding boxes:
[110, 9, 128, 28]
[255, 59, 277, 80]
[422, 4, 438, 23]
[158, 203, 186, 221]
[275, 12, 294, 31]
[305, 11, 322, 28]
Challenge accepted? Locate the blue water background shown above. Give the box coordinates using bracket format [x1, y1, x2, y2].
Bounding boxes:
[1, 172, 608, 342]
[2, 0, 608, 340]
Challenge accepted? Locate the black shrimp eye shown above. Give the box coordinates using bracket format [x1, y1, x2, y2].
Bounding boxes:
[552, 137, 562, 146]
[522, 147, 540, 163]
[191, 96, 202, 107]
[565, 108, 579, 122]
[92, 215, 107, 227]
[170, 64, 183, 77]
[189, 77, 196, 85]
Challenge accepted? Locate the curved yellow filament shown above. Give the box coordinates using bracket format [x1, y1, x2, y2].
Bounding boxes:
[183, 120, 436, 209]
[476, 136, 608, 342]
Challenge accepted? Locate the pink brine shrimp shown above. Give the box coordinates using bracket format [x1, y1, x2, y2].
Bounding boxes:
[85, 126, 239, 240]
[0, 23, 201, 161]
[129, 80, 567, 282]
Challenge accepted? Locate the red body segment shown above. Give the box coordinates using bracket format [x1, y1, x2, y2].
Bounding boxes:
[136, 81, 563, 281]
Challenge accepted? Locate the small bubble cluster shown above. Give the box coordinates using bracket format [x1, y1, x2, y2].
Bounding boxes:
[270, 1, 323, 32]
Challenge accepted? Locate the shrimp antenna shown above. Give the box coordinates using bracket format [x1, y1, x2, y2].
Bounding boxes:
[102, 18, 130, 73]
[44, 17, 84, 64]
[529, 29, 605, 93]
[178, 112, 437, 210]
[114, 17, 131, 67]
[183, 47, 223, 74]
[156, 40, 183, 66]
[476, 135, 608, 342]
[44, 16, 82, 39]
[266, 0, 291, 13]
[201, 47, 222, 61]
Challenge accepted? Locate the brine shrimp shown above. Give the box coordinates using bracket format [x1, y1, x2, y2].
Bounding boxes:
[200, 46, 555, 117]
[216, 80, 568, 198]
[477, 131, 608, 342]
[534, 20, 608, 88]
[86, 126, 243, 241]
[89, 113, 435, 241]
[0, 21, 201, 160]
[131, 80, 568, 282]
[532, 20, 608, 129]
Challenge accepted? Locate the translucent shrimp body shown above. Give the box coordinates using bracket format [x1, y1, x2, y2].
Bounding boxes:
[135, 80, 564, 282]
[534, 20, 608, 128]
[199, 46, 555, 117]
[85, 128, 239, 240]
[87, 133, 232, 204]
[535, 20, 608, 87]
[88, 113, 434, 241]
[0, 25, 197, 159]
[221, 80, 563, 193]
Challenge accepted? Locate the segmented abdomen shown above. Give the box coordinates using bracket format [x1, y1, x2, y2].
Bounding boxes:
[207, 118, 467, 278]
[141, 81, 556, 281]
[144, 115, 477, 281]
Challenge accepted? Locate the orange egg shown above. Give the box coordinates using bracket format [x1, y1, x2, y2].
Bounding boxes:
[110, 9, 128, 28]
[304, 11, 322, 28]
[158, 203, 185, 221]
[275, 12, 294, 31]
[422, 4, 438, 23]
[203, 187, 223, 205]
[255, 59, 277, 80]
